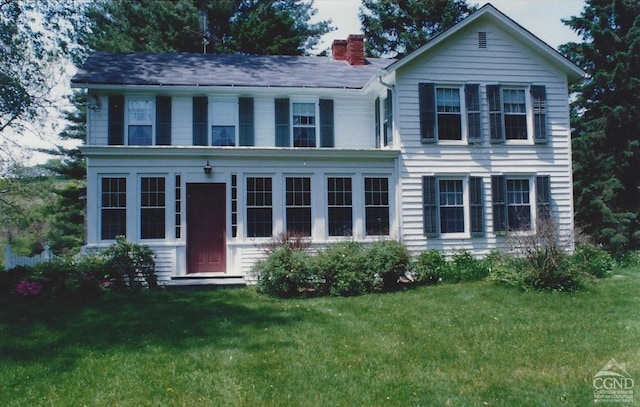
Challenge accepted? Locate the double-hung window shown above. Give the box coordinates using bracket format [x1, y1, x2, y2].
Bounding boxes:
[423, 176, 484, 237]
[211, 99, 237, 146]
[286, 177, 312, 236]
[101, 177, 127, 240]
[292, 103, 316, 147]
[488, 85, 548, 143]
[492, 175, 554, 232]
[246, 177, 273, 238]
[364, 177, 390, 236]
[327, 177, 353, 237]
[128, 100, 153, 145]
[140, 177, 165, 239]
[436, 88, 462, 140]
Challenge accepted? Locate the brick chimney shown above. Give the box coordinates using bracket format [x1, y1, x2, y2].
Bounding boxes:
[332, 35, 365, 66]
[331, 39, 348, 61]
[346, 34, 365, 66]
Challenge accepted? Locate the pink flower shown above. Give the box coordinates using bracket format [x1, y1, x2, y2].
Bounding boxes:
[16, 280, 44, 297]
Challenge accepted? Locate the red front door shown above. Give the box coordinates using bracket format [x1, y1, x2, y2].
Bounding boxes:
[187, 183, 226, 273]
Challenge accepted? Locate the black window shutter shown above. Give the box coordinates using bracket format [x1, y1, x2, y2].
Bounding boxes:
[423, 176, 438, 237]
[536, 175, 551, 219]
[465, 84, 482, 144]
[487, 85, 504, 143]
[192, 96, 208, 146]
[239, 97, 254, 146]
[319, 99, 334, 147]
[491, 175, 507, 232]
[108, 95, 124, 145]
[156, 96, 171, 145]
[374, 97, 381, 148]
[469, 176, 484, 236]
[419, 83, 436, 143]
[531, 85, 547, 143]
[275, 98, 290, 147]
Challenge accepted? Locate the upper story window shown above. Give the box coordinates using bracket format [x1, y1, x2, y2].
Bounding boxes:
[436, 87, 462, 140]
[211, 99, 237, 146]
[128, 100, 153, 145]
[108, 96, 171, 146]
[275, 98, 334, 148]
[488, 85, 548, 143]
[292, 102, 316, 147]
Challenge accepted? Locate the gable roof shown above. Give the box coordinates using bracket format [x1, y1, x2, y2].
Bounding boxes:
[71, 52, 394, 89]
[383, 3, 585, 83]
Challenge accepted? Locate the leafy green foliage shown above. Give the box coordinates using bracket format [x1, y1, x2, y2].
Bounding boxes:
[571, 244, 613, 278]
[440, 250, 489, 283]
[413, 249, 447, 285]
[561, 0, 640, 254]
[103, 236, 158, 290]
[254, 245, 314, 298]
[315, 242, 372, 296]
[365, 240, 411, 291]
[359, 0, 476, 57]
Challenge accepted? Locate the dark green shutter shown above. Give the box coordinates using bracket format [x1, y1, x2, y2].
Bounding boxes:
[275, 98, 290, 147]
[419, 83, 436, 143]
[536, 175, 551, 219]
[192, 96, 208, 146]
[487, 85, 504, 143]
[239, 97, 254, 146]
[374, 97, 381, 148]
[531, 85, 547, 143]
[156, 96, 171, 145]
[470, 176, 484, 236]
[319, 99, 334, 147]
[423, 176, 438, 237]
[465, 84, 481, 143]
[108, 95, 124, 145]
[492, 175, 507, 232]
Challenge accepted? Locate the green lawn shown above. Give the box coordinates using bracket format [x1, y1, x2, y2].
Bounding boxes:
[1, 267, 639, 406]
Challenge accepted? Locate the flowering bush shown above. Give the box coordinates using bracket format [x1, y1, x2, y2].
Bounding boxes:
[16, 280, 44, 297]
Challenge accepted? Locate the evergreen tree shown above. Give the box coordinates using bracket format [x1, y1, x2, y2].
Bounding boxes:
[359, 0, 475, 58]
[560, 0, 640, 254]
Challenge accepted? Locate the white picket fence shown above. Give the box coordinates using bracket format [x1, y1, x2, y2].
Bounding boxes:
[4, 245, 56, 270]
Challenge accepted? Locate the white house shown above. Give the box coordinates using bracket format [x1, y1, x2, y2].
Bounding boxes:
[72, 4, 584, 285]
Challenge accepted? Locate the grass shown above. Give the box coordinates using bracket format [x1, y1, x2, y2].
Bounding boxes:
[1, 267, 639, 406]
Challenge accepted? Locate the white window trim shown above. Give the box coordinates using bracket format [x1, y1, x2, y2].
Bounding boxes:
[125, 97, 155, 146]
[501, 85, 534, 145]
[210, 97, 239, 146]
[435, 85, 467, 145]
[503, 174, 537, 235]
[290, 98, 319, 148]
[137, 174, 168, 241]
[98, 174, 129, 242]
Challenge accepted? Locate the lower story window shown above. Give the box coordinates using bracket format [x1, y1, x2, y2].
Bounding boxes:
[327, 177, 352, 236]
[141, 177, 165, 239]
[365, 177, 390, 236]
[247, 177, 272, 237]
[101, 177, 126, 240]
[506, 179, 531, 230]
[439, 179, 464, 233]
[286, 177, 311, 236]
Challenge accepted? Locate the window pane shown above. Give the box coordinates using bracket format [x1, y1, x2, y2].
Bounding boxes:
[328, 177, 352, 236]
[101, 177, 127, 240]
[141, 177, 165, 239]
[128, 125, 152, 145]
[436, 88, 461, 140]
[506, 179, 531, 230]
[365, 177, 389, 236]
[212, 125, 236, 146]
[439, 180, 464, 234]
[286, 177, 311, 236]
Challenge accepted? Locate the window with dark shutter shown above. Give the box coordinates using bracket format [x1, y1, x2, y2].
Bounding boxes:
[419, 83, 436, 143]
[275, 98, 290, 147]
[492, 175, 506, 232]
[465, 84, 481, 143]
[536, 175, 551, 219]
[469, 177, 484, 236]
[423, 176, 438, 237]
[383, 89, 393, 146]
[239, 97, 254, 146]
[156, 96, 171, 145]
[487, 85, 504, 143]
[319, 99, 334, 147]
[108, 95, 124, 145]
[374, 97, 381, 148]
[192, 96, 208, 146]
[531, 85, 547, 143]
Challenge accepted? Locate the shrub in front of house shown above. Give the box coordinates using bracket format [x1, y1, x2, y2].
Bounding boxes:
[365, 240, 412, 291]
[439, 250, 489, 283]
[570, 244, 613, 278]
[103, 236, 157, 290]
[413, 249, 447, 285]
[254, 244, 314, 298]
[315, 242, 373, 296]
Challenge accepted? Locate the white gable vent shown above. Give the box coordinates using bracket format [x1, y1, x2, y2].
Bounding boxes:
[478, 31, 487, 48]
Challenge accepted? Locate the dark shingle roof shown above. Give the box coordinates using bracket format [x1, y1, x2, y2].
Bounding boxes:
[72, 52, 394, 89]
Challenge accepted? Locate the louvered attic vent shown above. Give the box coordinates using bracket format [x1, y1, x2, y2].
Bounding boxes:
[478, 31, 487, 48]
